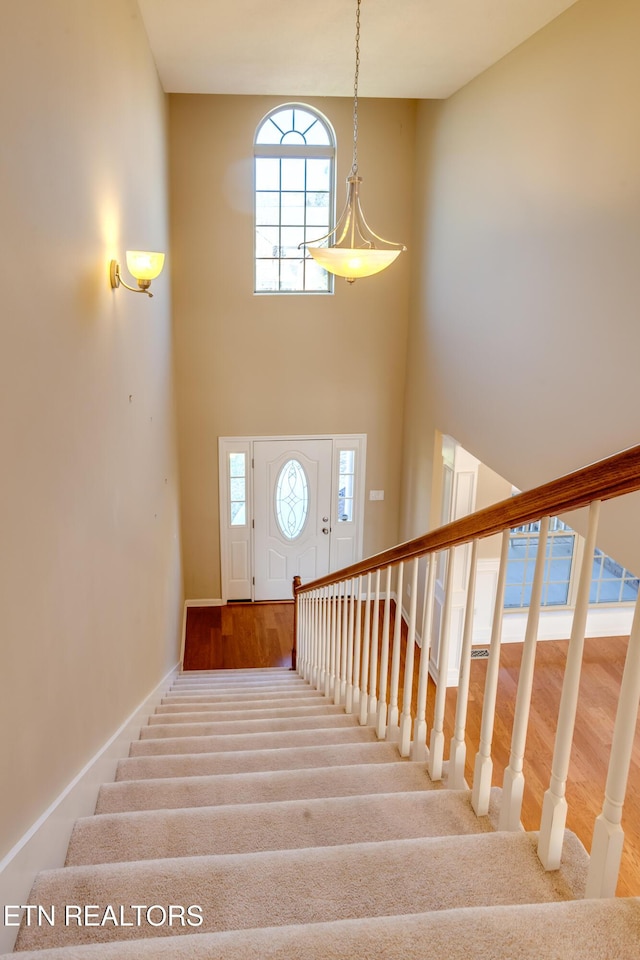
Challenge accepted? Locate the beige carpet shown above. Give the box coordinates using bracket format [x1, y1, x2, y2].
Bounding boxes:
[7, 668, 640, 958]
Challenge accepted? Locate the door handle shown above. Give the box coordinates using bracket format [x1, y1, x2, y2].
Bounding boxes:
[322, 516, 329, 522]
[322, 527, 330, 535]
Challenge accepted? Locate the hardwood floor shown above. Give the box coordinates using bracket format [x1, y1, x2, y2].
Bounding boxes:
[182, 601, 640, 896]
[183, 602, 293, 670]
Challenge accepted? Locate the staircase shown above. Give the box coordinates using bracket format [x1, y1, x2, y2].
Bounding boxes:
[6, 667, 640, 958]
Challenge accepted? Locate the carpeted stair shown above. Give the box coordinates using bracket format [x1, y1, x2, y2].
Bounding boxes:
[6, 667, 640, 958]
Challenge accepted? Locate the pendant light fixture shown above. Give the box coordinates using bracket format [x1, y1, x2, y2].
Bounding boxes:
[306, 0, 406, 284]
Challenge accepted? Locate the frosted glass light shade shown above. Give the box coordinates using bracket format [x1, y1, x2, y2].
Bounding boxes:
[308, 246, 401, 280]
[125, 250, 165, 281]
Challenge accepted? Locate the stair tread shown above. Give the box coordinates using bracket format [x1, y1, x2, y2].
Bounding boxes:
[67, 789, 499, 865]
[156, 695, 327, 713]
[96, 760, 438, 813]
[6, 898, 640, 960]
[130, 723, 370, 756]
[16, 831, 589, 950]
[140, 712, 358, 738]
[150, 703, 345, 723]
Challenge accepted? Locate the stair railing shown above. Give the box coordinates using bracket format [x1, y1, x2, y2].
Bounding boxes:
[293, 444, 640, 898]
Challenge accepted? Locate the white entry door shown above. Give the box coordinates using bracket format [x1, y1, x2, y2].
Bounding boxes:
[253, 439, 333, 601]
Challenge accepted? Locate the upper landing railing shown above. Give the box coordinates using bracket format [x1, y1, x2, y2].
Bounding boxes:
[292, 444, 640, 898]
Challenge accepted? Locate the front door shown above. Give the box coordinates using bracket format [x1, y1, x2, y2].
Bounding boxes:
[253, 438, 333, 601]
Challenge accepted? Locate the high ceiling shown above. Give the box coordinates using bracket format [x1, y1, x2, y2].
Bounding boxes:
[137, 0, 578, 100]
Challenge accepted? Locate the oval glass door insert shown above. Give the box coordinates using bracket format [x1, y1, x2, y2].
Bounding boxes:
[275, 458, 309, 540]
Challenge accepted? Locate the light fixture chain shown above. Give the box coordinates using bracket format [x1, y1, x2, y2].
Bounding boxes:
[352, 0, 361, 175]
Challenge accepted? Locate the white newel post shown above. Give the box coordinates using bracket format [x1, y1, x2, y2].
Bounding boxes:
[586, 594, 640, 897]
[350, 576, 363, 715]
[429, 549, 455, 780]
[449, 539, 478, 789]
[376, 566, 393, 739]
[359, 573, 373, 725]
[400, 558, 420, 756]
[500, 518, 549, 830]
[368, 569, 381, 721]
[471, 528, 509, 815]
[538, 500, 601, 869]
[411, 557, 436, 762]
[388, 562, 405, 740]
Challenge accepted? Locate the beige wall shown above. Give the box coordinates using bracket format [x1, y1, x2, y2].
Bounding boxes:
[169, 94, 415, 598]
[0, 1, 183, 859]
[402, 0, 640, 572]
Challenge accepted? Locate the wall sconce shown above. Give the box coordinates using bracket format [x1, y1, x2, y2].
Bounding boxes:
[109, 251, 165, 298]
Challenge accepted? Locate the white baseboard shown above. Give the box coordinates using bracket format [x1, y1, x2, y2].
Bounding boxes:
[0, 662, 179, 953]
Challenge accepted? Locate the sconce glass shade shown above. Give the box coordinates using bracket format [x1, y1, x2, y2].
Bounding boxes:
[125, 250, 165, 282]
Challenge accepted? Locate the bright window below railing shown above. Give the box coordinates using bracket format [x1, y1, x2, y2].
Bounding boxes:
[505, 518, 639, 609]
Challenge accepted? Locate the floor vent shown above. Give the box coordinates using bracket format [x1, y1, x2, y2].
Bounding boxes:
[471, 648, 490, 660]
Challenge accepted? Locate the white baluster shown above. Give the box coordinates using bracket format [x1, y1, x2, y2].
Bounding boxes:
[359, 573, 373, 725]
[400, 558, 420, 756]
[471, 529, 510, 814]
[368, 568, 381, 720]
[345, 579, 356, 711]
[449, 540, 479, 789]
[429, 548, 456, 781]
[586, 594, 640, 897]
[333, 582, 343, 704]
[500, 517, 549, 830]
[310, 591, 319, 688]
[323, 587, 333, 699]
[538, 500, 601, 869]
[315, 589, 324, 691]
[376, 566, 393, 739]
[411, 556, 436, 762]
[350, 576, 363, 714]
[387, 562, 405, 740]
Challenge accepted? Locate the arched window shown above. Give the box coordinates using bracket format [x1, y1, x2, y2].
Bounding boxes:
[254, 104, 335, 294]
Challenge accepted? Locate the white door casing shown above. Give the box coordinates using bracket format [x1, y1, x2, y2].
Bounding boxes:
[218, 435, 366, 602]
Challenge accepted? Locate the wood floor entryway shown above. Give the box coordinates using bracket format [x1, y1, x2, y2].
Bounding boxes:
[183, 603, 294, 670]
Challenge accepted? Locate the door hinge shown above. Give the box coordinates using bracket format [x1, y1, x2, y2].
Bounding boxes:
[252, 577, 255, 585]
[252, 519, 255, 528]
[252, 458, 254, 469]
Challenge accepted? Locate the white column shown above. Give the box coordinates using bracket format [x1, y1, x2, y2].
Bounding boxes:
[400, 558, 420, 756]
[359, 573, 373, 725]
[500, 518, 549, 830]
[376, 566, 393, 739]
[368, 568, 381, 720]
[538, 500, 601, 869]
[429, 549, 455, 781]
[471, 528, 510, 815]
[449, 540, 478, 789]
[387, 561, 404, 739]
[411, 557, 436, 761]
[586, 594, 640, 897]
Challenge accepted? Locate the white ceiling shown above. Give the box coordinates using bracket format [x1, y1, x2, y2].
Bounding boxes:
[137, 0, 579, 100]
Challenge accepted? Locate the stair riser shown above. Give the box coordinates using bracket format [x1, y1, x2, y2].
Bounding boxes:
[140, 714, 358, 739]
[148, 704, 344, 724]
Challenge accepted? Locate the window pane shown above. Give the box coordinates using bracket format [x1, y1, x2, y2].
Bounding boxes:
[256, 192, 280, 226]
[230, 477, 245, 501]
[279, 259, 305, 291]
[255, 158, 280, 191]
[229, 453, 245, 478]
[255, 259, 279, 292]
[340, 450, 355, 473]
[281, 192, 305, 225]
[231, 502, 246, 526]
[280, 227, 305, 257]
[256, 227, 280, 259]
[281, 158, 306, 191]
[256, 118, 284, 145]
[307, 158, 331, 189]
[304, 258, 331, 291]
[276, 459, 309, 539]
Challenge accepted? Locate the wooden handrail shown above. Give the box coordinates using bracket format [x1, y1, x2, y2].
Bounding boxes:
[295, 444, 640, 596]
